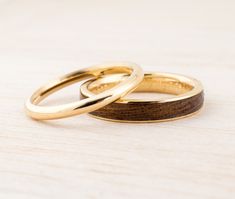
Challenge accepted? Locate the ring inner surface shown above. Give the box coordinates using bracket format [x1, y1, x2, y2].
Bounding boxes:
[86, 74, 194, 99]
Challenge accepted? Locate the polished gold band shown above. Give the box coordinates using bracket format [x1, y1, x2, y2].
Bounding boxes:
[25, 63, 144, 120]
[80, 72, 204, 122]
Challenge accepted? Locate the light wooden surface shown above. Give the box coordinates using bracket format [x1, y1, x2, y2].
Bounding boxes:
[1, 0, 235, 198]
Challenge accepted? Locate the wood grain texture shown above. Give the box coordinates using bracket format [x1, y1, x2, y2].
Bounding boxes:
[1, 1, 235, 199]
[86, 92, 204, 122]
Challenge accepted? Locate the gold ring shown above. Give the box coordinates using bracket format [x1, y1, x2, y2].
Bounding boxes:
[80, 72, 204, 123]
[25, 62, 144, 120]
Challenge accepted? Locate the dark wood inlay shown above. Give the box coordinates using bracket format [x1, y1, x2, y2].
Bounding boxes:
[83, 91, 204, 122]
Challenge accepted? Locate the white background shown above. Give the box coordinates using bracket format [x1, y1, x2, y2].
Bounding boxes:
[1, 0, 235, 198]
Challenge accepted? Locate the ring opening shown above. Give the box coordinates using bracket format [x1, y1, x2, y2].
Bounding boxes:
[87, 73, 194, 96]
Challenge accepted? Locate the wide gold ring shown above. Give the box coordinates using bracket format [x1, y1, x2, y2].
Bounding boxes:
[80, 72, 204, 123]
[25, 62, 144, 120]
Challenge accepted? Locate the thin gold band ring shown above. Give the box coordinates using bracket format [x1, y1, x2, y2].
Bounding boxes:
[80, 72, 204, 123]
[25, 62, 144, 120]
